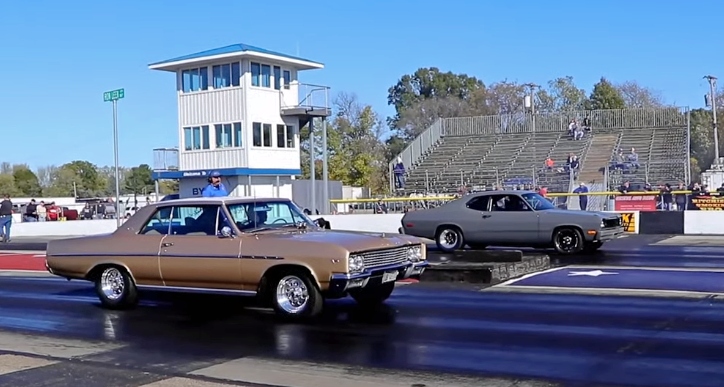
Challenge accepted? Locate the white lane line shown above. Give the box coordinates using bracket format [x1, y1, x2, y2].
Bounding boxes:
[0, 354, 57, 376]
[492, 266, 567, 288]
[0, 330, 122, 358]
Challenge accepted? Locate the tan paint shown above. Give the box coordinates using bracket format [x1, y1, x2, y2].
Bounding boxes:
[46, 197, 428, 294]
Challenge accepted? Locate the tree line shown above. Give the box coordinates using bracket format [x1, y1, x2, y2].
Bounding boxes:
[304, 69, 723, 190]
[0, 161, 177, 199]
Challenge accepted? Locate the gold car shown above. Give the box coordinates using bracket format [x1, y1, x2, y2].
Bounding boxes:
[45, 197, 428, 318]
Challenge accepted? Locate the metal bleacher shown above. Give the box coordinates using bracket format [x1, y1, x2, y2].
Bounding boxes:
[395, 107, 690, 195]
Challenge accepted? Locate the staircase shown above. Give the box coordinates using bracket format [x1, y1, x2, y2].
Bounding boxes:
[578, 134, 619, 184]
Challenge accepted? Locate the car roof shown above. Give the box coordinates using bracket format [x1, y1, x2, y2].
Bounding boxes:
[151, 197, 291, 207]
[468, 190, 537, 197]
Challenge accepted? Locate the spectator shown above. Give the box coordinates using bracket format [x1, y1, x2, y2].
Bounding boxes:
[613, 151, 625, 170]
[37, 201, 47, 221]
[674, 182, 687, 211]
[660, 183, 673, 211]
[628, 148, 640, 169]
[544, 157, 554, 170]
[569, 155, 580, 171]
[573, 182, 589, 211]
[574, 125, 584, 140]
[619, 181, 631, 194]
[583, 115, 591, 131]
[538, 186, 548, 197]
[0, 195, 12, 243]
[201, 171, 228, 197]
[717, 183, 724, 195]
[24, 199, 38, 222]
[392, 157, 406, 190]
[567, 119, 577, 136]
[374, 200, 388, 214]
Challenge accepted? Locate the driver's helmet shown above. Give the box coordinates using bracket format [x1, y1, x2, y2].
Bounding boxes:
[254, 207, 268, 223]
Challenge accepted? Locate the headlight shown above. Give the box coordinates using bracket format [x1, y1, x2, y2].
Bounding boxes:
[407, 245, 423, 262]
[349, 255, 365, 274]
[601, 219, 606, 228]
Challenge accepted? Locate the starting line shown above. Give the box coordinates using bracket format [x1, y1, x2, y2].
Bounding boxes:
[488, 265, 724, 298]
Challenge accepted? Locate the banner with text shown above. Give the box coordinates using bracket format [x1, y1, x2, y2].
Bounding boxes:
[690, 195, 724, 210]
[615, 195, 657, 212]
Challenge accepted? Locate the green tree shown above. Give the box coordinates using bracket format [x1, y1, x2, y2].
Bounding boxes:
[158, 180, 179, 194]
[12, 164, 42, 197]
[586, 77, 626, 110]
[47, 160, 104, 197]
[387, 68, 485, 132]
[615, 80, 667, 108]
[124, 164, 154, 195]
[536, 76, 588, 112]
[0, 174, 21, 197]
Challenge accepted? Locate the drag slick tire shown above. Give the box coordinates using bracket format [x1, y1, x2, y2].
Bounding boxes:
[435, 226, 464, 252]
[552, 227, 584, 255]
[94, 266, 138, 310]
[349, 282, 395, 308]
[269, 271, 323, 319]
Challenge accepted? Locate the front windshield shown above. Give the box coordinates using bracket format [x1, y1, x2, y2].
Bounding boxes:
[226, 200, 314, 231]
[521, 192, 556, 211]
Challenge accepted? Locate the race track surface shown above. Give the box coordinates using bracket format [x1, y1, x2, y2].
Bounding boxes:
[0, 235, 724, 386]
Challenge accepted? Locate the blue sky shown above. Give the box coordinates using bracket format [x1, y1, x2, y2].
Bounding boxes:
[1, 0, 720, 170]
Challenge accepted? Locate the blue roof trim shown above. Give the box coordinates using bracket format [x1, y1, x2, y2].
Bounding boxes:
[153, 167, 301, 180]
[149, 44, 322, 67]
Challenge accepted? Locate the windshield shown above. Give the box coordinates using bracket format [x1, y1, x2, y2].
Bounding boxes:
[521, 193, 556, 211]
[226, 200, 314, 231]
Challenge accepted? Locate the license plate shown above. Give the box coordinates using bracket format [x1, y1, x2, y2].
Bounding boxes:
[382, 271, 398, 283]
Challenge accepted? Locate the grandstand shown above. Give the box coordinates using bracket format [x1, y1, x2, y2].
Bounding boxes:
[393, 108, 690, 204]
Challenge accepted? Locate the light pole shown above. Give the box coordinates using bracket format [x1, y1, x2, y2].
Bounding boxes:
[704, 75, 719, 161]
[103, 88, 124, 227]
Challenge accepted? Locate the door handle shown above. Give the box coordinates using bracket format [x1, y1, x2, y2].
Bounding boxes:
[482, 214, 492, 219]
[162, 242, 174, 247]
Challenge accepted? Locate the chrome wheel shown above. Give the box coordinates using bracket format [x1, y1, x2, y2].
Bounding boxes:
[275, 275, 309, 314]
[438, 229, 459, 250]
[100, 267, 125, 301]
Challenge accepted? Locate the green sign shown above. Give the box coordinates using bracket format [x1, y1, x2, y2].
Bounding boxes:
[103, 88, 125, 102]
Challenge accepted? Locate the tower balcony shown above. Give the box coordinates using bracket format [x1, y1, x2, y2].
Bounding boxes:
[280, 82, 332, 124]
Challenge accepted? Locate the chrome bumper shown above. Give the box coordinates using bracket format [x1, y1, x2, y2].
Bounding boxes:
[597, 226, 625, 241]
[328, 261, 429, 294]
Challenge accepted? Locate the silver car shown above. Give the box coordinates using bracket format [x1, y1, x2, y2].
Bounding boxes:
[400, 190, 624, 254]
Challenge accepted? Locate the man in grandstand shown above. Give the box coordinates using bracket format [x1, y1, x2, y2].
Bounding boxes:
[393, 157, 406, 189]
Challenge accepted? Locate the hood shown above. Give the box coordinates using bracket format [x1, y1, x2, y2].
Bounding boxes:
[253, 229, 421, 253]
[544, 209, 614, 219]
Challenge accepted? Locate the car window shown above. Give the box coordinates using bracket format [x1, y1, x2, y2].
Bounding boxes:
[466, 196, 490, 211]
[227, 200, 311, 231]
[140, 206, 174, 235]
[489, 195, 531, 212]
[169, 205, 222, 236]
[521, 192, 555, 210]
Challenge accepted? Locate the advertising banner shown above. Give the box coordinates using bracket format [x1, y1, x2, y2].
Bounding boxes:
[605, 211, 638, 233]
[690, 195, 724, 210]
[614, 195, 657, 212]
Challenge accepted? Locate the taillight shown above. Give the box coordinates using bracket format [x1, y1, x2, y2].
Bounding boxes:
[405, 223, 414, 227]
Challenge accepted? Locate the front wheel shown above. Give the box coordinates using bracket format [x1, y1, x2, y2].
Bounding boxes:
[552, 228, 584, 255]
[94, 266, 138, 310]
[270, 272, 323, 319]
[435, 226, 464, 252]
[349, 282, 395, 307]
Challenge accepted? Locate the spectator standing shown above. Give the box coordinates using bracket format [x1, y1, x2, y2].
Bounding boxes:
[660, 183, 673, 211]
[573, 182, 589, 211]
[201, 171, 229, 197]
[0, 195, 12, 243]
[392, 157, 406, 190]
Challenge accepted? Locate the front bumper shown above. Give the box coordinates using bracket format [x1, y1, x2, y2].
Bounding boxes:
[328, 261, 429, 295]
[596, 226, 625, 242]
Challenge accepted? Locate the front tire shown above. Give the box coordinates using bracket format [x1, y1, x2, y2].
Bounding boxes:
[349, 282, 395, 307]
[270, 272, 323, 319]
[435, 226, 464, 252]
[552, 228, 584, 255]
[94, 266, 138, 310]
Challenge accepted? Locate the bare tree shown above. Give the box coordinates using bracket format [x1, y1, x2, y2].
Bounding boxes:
[615, 81, 666, 108]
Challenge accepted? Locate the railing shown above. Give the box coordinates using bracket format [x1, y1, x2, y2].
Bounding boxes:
[279, 82, 330, 111]
[152, 147, 179, 171]
[389, 119, 444, 191]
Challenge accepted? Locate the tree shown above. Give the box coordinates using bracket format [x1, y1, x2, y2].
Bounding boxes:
[586, 77, 626, 110]
[536, 76, 588, 112]
[387, 68, 485, 130]
[486, 81, 527, 115]
[125, 164, 154, 196]
[47, 161, 104, 198]
[158, 180, 179, 195]
[12, 164, 42, 197]
[35, 165, 58, 190]
[615, 81, 666, 108]
[0, 174, 21, 197]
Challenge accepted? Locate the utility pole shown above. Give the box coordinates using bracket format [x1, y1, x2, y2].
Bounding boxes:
[704, 75, 719, 161]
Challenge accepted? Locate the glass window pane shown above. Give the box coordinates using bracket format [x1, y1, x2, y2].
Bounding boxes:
[233, 122, 242, 147]
[190, 69, 199, 91]
[221, 64, 231, 87]
[223, 123, 232, 146]
[253, 122, 262, 146]
[286, 126, 295, 148]
[182, 71, 192, 92]
[192, 127, 201, 150]
[261, 65, 271, 88]
[231, 63, 240, 86]
[202, 125, 210, 149]
[283, 70, 291, 90]
[263, 124, 272, 147]
[199, 67, 208, 90]
[251, 63, 260, 87]
[183, 127, 192, 150]
[273, 66, 281, 90]
[276, 124, 285, 148]
[214, 124, 223, 147]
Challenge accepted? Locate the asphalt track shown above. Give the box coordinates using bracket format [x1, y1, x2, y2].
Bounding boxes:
[1, 236, 724, 386]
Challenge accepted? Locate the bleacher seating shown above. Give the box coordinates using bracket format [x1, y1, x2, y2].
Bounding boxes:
[399, 108, 688, 195]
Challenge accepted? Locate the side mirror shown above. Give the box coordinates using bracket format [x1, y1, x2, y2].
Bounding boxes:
[219, 226, 233, 238]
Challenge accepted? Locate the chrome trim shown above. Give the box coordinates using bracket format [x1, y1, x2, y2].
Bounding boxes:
[136, 284, 257, 296]
[329, 261, 429, 292]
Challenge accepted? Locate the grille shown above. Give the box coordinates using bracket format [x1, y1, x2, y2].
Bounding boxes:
[603, 218, 621, 228]
[357, 246, 408, 268]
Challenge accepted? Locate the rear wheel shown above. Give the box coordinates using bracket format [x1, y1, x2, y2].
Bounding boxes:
[94, 266, 138, 310]
[435, 226, 464, 252]
[269, 271, 323, 319]
[349, 282, 395, 307]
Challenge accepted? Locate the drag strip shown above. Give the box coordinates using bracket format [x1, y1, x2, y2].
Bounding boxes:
[0, 275, 724, 386]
